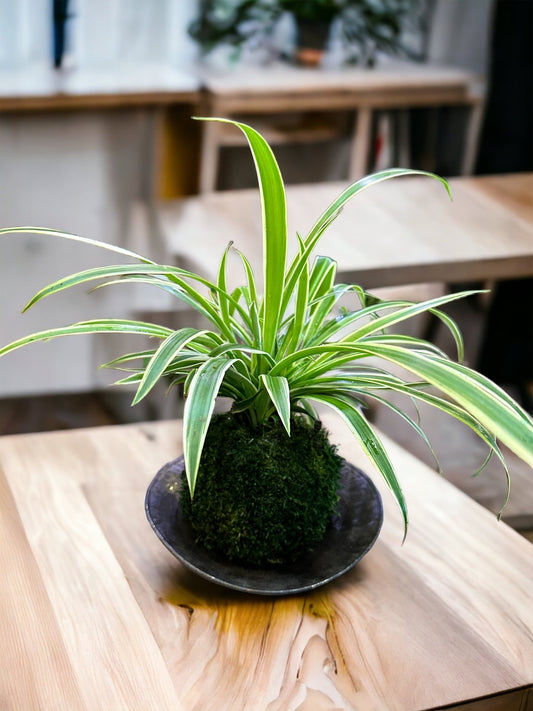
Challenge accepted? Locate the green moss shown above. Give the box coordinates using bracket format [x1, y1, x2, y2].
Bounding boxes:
[180, 413, 342, 566]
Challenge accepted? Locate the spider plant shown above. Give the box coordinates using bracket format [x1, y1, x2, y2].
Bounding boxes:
[1, 118, 532, 546]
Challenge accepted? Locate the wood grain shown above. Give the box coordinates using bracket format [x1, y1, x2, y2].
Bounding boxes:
[0, 466, 85, 710]
[1, 424, 182, 711]
[321, 411, 533, 680]
[156, 173, 533, 290]
[0, 417, 531, 710]
[459, 173, 533, 227]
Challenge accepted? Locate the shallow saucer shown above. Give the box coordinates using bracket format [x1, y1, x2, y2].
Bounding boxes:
[145, 456, 383, 596]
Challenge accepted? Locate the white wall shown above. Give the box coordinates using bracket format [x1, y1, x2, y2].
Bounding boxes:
[70, 0, 198, 68]
[0, 1, 201, 397]
[428, 0, 495, 74]
[0, 110, 168, 397]
[0, 0, 202, 398]
[0, 0, 199, 71]
[0, 0, 49, 68]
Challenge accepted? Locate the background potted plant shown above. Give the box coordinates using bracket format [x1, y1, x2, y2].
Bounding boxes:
[1, 118, 532, 590]
[189, 0, 428, 67]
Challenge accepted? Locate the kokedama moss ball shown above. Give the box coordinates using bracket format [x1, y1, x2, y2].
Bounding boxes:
[180, 413, 342, 566]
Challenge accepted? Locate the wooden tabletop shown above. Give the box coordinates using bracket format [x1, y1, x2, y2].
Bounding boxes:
[1, 415, 531, 710]
[199, 61, 483, 112]
[155, 172, 533, 290]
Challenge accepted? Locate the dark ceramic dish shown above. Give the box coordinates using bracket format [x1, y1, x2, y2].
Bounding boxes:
[145, 456, 383, 595]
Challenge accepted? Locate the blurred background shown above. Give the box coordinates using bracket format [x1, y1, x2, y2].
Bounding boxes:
[0, 0, 531, 434]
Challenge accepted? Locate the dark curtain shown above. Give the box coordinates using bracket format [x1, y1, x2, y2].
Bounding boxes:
[476, 0, 533, 174]
[475, 0, 533, 409]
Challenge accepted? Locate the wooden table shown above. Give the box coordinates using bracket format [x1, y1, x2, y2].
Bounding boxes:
[196, 61, 485, 192]
[155, 172, 533, 290]
[0, 415, 531, 710]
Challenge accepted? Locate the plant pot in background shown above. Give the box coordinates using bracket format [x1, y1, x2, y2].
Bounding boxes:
[294, 18, 331, 66]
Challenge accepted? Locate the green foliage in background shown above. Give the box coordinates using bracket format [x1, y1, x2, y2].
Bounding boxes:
[189, 0, 428, 65]
[1, 117, 533, 542]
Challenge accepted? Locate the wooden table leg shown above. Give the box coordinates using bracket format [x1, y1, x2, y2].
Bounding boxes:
[461, 99, 485, 176]
[199, 119, 221, 193]
[349, 107, 372, 180]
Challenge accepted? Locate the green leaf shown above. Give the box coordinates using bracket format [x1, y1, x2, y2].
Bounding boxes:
[306, 169, 451, 252]
[341, 290, 480, 344]
[310, 298, 409, 345]
[216, 242, 233, 329]
[95, 275, 252, 346]
[360, 333, 447, 357]
[347, 373, 512, 515]
[183, 356, 237, 495]
[233, 247, 259, 308]
[112, 373, 145, 386]
[260, 374, 291, 434]
[287, 246, 309, 354]
[208, 343, 274, 365]
[196, 117, 287, 353]
[163, 353, 209, 375]
[358, 343, 533, 468]
[310, 392, 408, 538]
[23, 264, 251, 342]
[282, 169, 450, 315]
[303, 259, 339, 342]
[219, 365, 257, 401]
[308, 255, 337, 301]
[270, 342, 362, 378]
[0, 226, 156, 264]
[132, 328, 210, 404]
[426, 305, 465, 362]
[356, 390, 442, 473]
[99, 349, 156, 370]
[0, 319, 172, 357]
